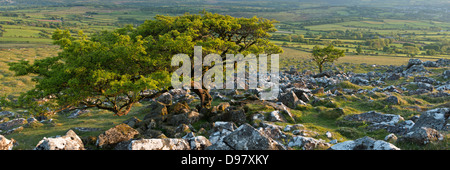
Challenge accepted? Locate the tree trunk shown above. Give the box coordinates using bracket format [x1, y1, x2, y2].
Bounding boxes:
[191, 81, 212, 109]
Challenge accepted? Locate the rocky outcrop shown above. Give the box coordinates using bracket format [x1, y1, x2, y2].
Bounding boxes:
[34, 130, 84, 150]
[124, 138, 191, 150]
[0, 118, 27, 131]
[0, 135, 15, 150]
[96, 123, 139, 149]
[399, 127, 444, 145]
[207, 123, 286, 150]
[344, 111, 404, 127]
[329, 136, 400, 150]
[410, 108, 449, 131]
[288, 136, 330, 150]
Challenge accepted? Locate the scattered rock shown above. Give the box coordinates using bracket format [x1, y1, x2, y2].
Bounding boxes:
[34, 130, 84, 150]
[405, 64, 427, 74]
[288, 136, 330, 150]
[207, 123, 286, 150]
[73, 127, 101, 132]
[406, 59, 423, 69]
[385, 73, 401, 81]
[157, 92, 173, 105]
[96, 123, 139, 149]
[183, 133, 212, 150]
[0, 111, 14, 118]
[414, 77, 436, 84]
[443, 70, 450, 79]
[124, 138, 190, 150]
[2, 126, 23, 135]
[399, 127, 444, 145]
[221, 124, 286, 150]
[385, 96, 400, 105]
[384, 133, 398, 143]
[0, 118, 27, 131]
[344, 111, 404, 127]
[67, 109, 90, 118]
[423, 61, 439, 67]
[411, 108, 449, 131]
[350, 77, 370, 86]
[279, 91, 301, 108]
[0, 135, 14, 150]
[329, 136, 400, 150]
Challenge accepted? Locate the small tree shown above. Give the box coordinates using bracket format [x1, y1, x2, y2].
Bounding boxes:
[311, 45, 345, 73]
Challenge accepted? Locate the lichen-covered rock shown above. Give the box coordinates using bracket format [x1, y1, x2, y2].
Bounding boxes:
[385, 96, 400, 105]
[34, 130, 84, 150]
[406, 59, 423, 69]
[0, 111, 14, 118]
[414, 77, 436, 84]
[126, 138, 190, 150]
[344, 111, 404, 127]
[221, 124, 286, 150]
[279, 91, 301, 108]
[157, 92, 173, 105]
[67, 109, 90, 119]
[96, 123, 139, 149]
[411, 108, 449, 131]
[288, 136, 330, 150]
[399, 127, 444, 145]
[0, 135, 14, 150]
[329, 136, 400, 150]
[183, 133, 212, 150]
[350, 77, 370, 86]
[0, 118, 27, 131]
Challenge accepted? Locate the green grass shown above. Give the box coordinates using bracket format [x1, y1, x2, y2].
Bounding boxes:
[5, 101, 149, 150]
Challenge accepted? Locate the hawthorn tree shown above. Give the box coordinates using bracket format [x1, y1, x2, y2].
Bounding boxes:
[9, 11, 282, 116]
[311, 45, 345, 73]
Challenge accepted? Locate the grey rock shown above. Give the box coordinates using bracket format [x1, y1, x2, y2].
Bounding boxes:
[350, 77, 370, 86]
[269, 110, 284, 122]
[67, 109, 90, 119]
[399, 127, 444, 145]
[0, 118, 27, 131]
[406, 59, 423, 69]
[382, 85, 401, 93]
[414, 77, 436, 84]
[385, 96, 400, 105]
[384, 133, 398, 143]
[405, 64, 427, 74]
[443, 70, 450, 79]
[0, 135, 14, 150]
[423, 61, 439, 67]
[416, 82, 434, 91]
[329, 136, 400, 150]
[0, 111, 14, 118]
[411, 108, 449, 131]
[34, 130, 84, 150]
[436, 58, 450, 66]
[344, 111, 404, 127]
[2, 126, 23, 135]
[221, 124, 286, 150]
[385, 73, 401, 81]
[288, 136, 330, 150]
[157, 92, 173, 105]
[279, 91, 301, 108]
[96, 123, 139, 149]
[72, 127, 101, 132]
[125, 138, 190, 150]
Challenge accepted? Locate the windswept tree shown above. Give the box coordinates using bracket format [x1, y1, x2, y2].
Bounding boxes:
[311, 45, 345, 73]
[8, 11, 282, 116]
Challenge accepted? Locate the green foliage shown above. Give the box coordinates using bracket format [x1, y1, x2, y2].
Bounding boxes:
[311, 45, 345, 73]
[7, 11, 282, 116]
